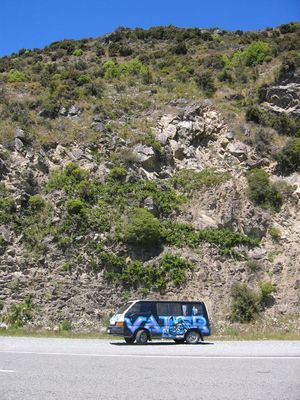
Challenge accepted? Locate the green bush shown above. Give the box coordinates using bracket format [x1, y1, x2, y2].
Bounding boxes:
[103, 59, 147, 79]
[66, 198, 85, 215]
[8, 69, 28, 83]
[101, 251, 193, 290]
[275, 138, 300, 175]
[247, 168, 282, 211]
[73, 49, 83, 57]
[259, 281, 276, 302]
[172, 168, 230, 195]
[28, 195, 46, 212]
[230, 283, 261, 323]
[269, 226, 281, 240]
[121, 208, 162, 247]
[242, 41, 272, 66]
[59, 320, 72, 331]
[108, 166, 127, 181]
[4, 296, 33, 328]
[0, 196, 16, 223]
[47, 163, 89, 193]
[246, 106, 299, 137]
[161, 221, 259, 251]
[194, 71, 216, 96]
[279, 23, 297, 34]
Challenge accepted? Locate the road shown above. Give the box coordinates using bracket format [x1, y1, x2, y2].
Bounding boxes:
[0, 337, 299, 400]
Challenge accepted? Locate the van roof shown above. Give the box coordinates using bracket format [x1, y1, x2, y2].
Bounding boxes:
[128, 299, 204, 303]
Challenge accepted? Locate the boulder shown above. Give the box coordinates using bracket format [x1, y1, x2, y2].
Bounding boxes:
[15, 127, 26, 140]
[133, 144, 157, 171]
[14, 138, 24, 152]
[227, 141, 250, 161]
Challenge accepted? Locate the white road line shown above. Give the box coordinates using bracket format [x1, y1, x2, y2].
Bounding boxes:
[0, 369, 15, 373]
[0, 351, 299, 359]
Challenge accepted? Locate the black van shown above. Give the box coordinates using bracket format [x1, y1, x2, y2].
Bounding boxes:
[107, 300, 210, 344]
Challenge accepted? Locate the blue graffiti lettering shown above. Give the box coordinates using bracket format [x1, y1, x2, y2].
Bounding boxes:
[125, 316, 147, 333]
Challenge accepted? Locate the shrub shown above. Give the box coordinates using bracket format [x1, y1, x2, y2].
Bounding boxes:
[66, 198, 85, 215]
[77, 74, 91, 85]
[246, 106, 299, 137]
[0, 196, 16, 223]
[275, 138, 300, 175]
[160, 253, 194, 287]
[259, 281, 276, 302]
[246, 260, 262, 272]
[108, 166, 127, 181]
[279, 23, 297, 34]
[242, 41, 272, 66]
[47, 163, 89, 192]
[161, 221, 259, 251]
[121, 208, 162, 247]
[172, 43, 188, 55]
[73, 49, 83, 57]
[4, 296, 33, 328]
[269, 226, 281, 240]
[247, 168, 282, 211]
[59, 320, 72, 331]
[103, 59, 147, 79]
[172, 168, 230, 195]
[194, 71, 216, 96]
[28, 195, 46, 212]
[230, 283, 261, 323]
[102, 251, 193, 290]
[8, 69, 28, 83]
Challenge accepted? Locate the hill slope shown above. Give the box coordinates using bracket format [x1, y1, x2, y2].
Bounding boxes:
[0, 23, 299, 332]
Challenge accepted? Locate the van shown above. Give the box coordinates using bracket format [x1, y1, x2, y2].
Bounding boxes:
[107, 300, 210, 344]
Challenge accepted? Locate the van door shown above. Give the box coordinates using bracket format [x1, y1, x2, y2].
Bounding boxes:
[124, 301, 156, 337]
[156, 302, 183, 338]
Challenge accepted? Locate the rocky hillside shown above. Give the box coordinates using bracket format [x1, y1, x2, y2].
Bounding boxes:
[0, 24, 299, 332]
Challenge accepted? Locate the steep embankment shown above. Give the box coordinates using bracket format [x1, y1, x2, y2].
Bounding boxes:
[0, 24, 299, 331]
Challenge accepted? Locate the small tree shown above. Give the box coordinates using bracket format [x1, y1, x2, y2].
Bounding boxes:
[247, 168, 282, 211]
[122, 208, 162, 247]
[195, 71, 216, 96]
[230, 283, 261, 323]
[275, 138, 300, 175]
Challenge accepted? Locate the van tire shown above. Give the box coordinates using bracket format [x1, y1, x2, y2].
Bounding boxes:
[136, 329, 148, 345]
[185, 330, 200, 344]
[124, 337, 135, 344]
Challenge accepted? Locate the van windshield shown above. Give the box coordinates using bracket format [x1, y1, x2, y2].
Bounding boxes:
[116, 302, 132, 314]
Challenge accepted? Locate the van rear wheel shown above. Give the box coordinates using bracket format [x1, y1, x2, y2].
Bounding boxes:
[136, 329, 148, 345]
[185, 330, 200, 344]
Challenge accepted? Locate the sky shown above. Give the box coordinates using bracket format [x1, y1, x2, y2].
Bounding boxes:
[1, 0, 299, 56]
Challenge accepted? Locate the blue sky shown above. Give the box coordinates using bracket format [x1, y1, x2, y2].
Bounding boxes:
[1, 0, 299, 56]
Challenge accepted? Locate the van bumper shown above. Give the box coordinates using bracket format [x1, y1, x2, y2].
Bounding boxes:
[107, 325, 123, 336]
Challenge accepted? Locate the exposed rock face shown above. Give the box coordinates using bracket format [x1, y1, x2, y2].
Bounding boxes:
[262, 82, 300, 117]
[0, 101, 299, 330]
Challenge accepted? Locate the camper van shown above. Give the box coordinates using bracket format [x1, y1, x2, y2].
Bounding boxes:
[107, 300, 210, 344]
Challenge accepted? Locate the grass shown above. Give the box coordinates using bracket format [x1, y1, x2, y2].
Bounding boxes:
[0, 328, 111, 340]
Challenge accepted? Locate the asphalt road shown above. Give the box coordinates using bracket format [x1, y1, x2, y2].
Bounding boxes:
[0, 337, 299, 400]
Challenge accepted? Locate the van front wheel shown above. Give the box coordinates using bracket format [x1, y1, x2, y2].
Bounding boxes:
[185, 330, 200, 344]
[136, 329, 148, 345]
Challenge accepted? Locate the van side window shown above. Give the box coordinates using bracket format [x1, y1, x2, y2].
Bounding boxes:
[128, 302, 152, 315]
[157, 303, 182, 316]
[157, 303, 169, 316]
[169, 303, 182, 316]
[182, 303, 204, 316]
